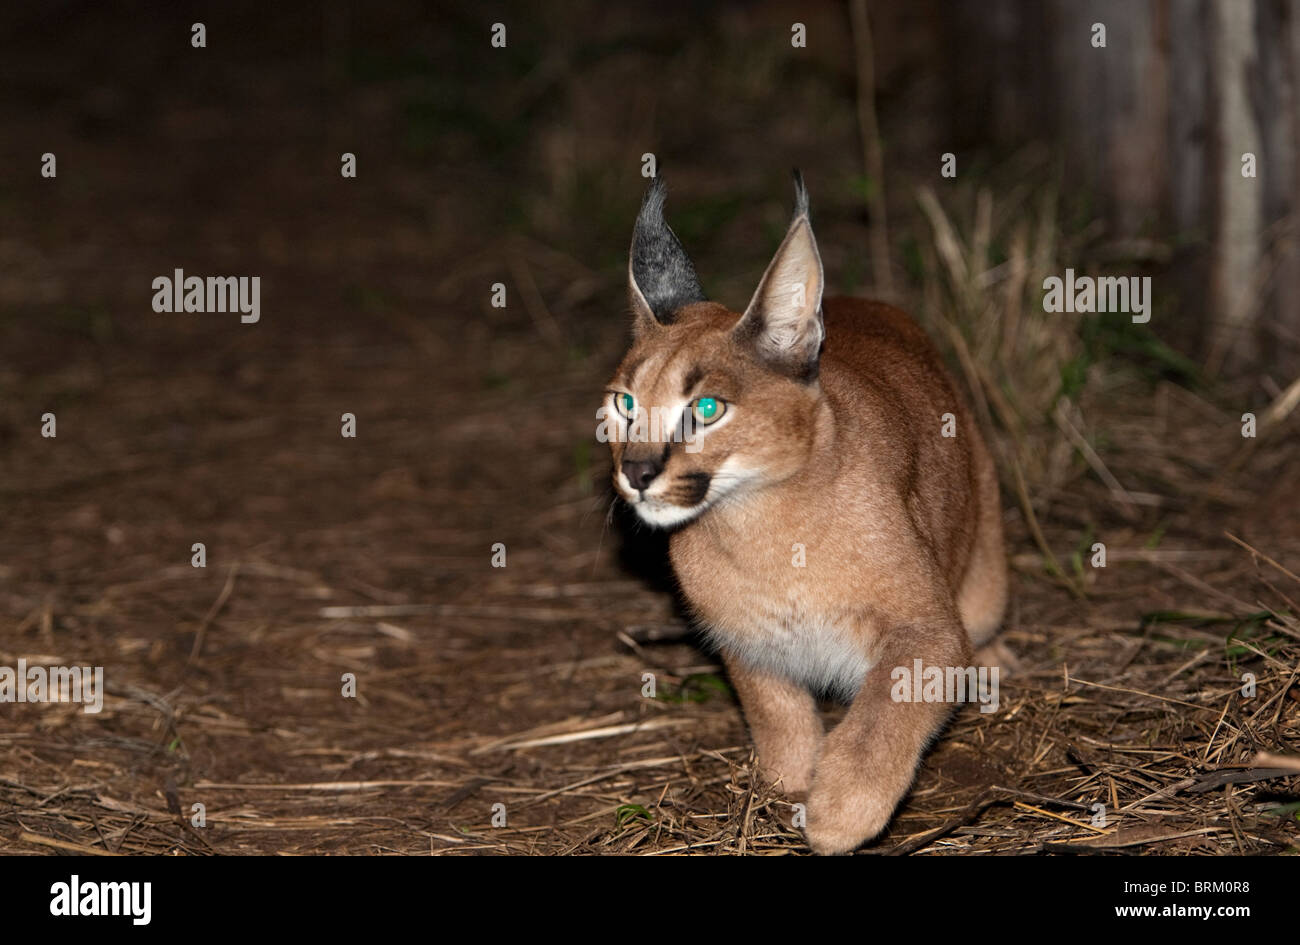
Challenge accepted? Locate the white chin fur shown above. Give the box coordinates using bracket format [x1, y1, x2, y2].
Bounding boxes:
[629, 498, 705, 529]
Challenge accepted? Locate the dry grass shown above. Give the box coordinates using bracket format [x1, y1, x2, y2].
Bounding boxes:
[2, 217, 1297, 854]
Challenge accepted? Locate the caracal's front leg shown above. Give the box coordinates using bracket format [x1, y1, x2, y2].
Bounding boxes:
[723, 652, 823, 798]
[804, 617, 970, 854]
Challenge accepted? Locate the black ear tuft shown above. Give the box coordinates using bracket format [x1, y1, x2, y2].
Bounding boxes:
[792, 168, 811, 220]
[630, 177, 705, 325]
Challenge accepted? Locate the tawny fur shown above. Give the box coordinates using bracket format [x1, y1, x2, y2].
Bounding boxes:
[606, 183, 1008, 854]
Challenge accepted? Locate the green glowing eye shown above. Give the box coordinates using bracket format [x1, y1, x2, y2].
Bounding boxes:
[617, 393, 635, 418]
[692, 397, 724, 424]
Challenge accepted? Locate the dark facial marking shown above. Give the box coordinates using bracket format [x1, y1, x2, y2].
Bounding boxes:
[677, 471, 712, 505]
[681, 365, 705, 397]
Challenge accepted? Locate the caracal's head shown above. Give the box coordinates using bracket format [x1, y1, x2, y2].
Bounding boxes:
[603, 173, 827, 529]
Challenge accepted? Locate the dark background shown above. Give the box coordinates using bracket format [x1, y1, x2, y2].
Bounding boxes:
[0, 1, 1296, 855]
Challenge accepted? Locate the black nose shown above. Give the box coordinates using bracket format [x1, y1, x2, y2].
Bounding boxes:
[621, 458, 662, 491]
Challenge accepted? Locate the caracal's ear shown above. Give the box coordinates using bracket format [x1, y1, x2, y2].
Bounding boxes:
[628, 176, 706, 334]
[734, 170, 824, 381]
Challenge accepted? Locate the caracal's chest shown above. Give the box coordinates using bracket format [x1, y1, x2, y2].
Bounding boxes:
[671, 526, 876, 699]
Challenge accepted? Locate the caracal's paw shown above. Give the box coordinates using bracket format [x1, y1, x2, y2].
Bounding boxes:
[803, 751, 906, 854]
[973, 637, 1022, 678]
[755, 749, 818, 800]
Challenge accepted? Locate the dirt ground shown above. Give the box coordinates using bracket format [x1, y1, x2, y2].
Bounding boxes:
[1, 3, 1298, 855]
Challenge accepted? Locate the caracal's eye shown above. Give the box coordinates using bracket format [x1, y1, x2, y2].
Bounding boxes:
[615, 392, 636, 419]
[692, 396, 725, 425]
